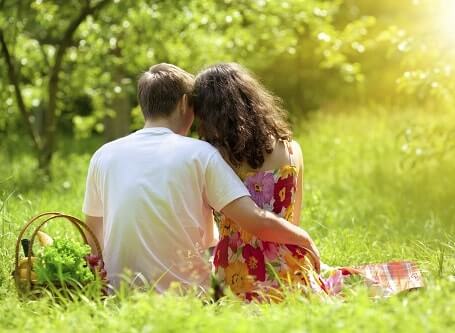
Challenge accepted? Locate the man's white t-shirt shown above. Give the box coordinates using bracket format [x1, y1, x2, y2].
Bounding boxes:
[83, 127, 250, 291]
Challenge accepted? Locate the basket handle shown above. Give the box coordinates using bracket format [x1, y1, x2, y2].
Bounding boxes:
[15, 213, 103, 288]
[14, 212, 63, 275]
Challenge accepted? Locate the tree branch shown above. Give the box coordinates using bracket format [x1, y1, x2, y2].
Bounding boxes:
[50, 0, 112, 86]
[0, 29, 41, 148]
[35, 35, 80, 47]
[39, 44, 50, 69]
[45, 0, 112, 145]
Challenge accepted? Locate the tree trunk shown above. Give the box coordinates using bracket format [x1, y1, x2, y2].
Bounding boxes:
[37, 144, 53, 175]
[40, 65, 59, 175]
[104, 95, 131, 142]
[104, 69, 131, 142]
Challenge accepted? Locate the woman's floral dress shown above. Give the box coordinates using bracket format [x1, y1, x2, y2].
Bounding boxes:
[213, 163, 327, 300]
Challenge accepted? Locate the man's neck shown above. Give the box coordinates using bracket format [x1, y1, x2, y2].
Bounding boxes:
[144, 118, 180, 134]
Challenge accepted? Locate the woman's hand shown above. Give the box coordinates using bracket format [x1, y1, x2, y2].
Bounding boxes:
[305, 239, 321, 273]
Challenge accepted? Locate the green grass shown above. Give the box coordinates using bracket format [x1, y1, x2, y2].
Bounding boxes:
[1, 106, 454, 332]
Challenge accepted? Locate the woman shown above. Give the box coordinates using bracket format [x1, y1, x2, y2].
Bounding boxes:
[192, 63, 327, 300]
[192, 63, 425, 300]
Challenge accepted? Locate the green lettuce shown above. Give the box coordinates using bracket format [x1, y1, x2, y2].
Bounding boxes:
[34, 239, 94, 284]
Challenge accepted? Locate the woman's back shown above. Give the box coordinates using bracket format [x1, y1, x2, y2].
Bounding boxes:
[213, 140, 324, 299]
[234, 140, 304, 225]
[234, 140, 300, 221]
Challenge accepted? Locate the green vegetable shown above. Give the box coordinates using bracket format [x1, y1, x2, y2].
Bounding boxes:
[34, 239, 94, 284]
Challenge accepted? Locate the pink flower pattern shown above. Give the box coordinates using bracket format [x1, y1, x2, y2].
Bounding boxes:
[260, 241, 279, 261]
[244, 172, 275, 208]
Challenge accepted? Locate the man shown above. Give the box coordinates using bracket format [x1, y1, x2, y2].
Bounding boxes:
[83, 63, 319, 292]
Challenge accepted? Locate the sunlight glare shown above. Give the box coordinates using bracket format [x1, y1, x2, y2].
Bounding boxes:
[440, 0, 455, 42]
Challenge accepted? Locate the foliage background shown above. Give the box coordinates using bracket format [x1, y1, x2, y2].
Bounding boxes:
[1, 0, 454, 167]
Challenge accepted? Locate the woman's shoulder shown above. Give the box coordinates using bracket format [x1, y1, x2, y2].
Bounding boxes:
[290, 140, 303, 159]
[245, 139, 298, 172]
[268, 139, 303, 172]
[289, 140, 304, 172]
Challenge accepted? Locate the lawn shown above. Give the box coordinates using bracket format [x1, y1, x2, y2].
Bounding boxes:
[0, 106, 454, 332]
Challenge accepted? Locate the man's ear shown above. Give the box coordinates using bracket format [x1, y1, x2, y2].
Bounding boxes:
[181, 94, 193, 114]
[178, 94, 195, 136]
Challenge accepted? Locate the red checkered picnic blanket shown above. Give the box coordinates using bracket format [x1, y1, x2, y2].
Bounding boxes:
[324, 261, 424, 297]
[357, 261, 424, 296]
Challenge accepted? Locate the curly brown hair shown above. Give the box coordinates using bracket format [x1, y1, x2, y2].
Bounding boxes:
[192, 63, 292, 169]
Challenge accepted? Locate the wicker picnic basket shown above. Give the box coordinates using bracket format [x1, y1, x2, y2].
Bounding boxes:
[13, 212, 104, 295]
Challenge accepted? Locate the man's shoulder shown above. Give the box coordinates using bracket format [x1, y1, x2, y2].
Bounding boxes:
[90, 134, 133, 162]
[165, 135, 226, 170]
[176, 135, 218, 154]
[91, 133, 219, 162]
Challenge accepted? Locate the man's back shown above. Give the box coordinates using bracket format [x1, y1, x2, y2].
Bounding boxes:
[83, 127, 249, 291]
